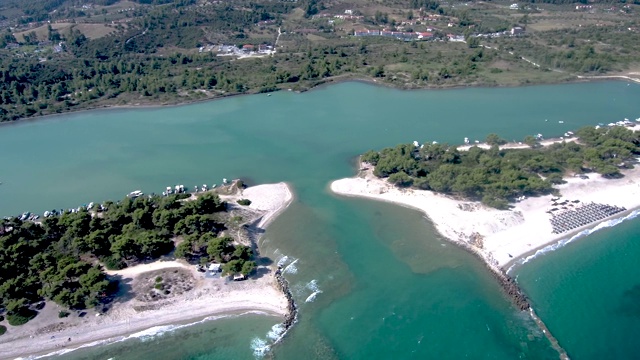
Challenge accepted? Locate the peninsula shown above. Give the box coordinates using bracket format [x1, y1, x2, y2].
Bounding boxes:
[0, 182, 294, 360]
[331, 124, 640, 268]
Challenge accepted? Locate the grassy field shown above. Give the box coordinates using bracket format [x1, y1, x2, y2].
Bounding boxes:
[74, 24, 117, 39]
[13, 23, 115, 42]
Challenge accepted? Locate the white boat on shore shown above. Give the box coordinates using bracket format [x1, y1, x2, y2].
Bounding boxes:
[127, 190, 143, 198]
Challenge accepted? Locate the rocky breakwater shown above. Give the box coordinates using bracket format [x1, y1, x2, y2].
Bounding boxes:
[459, 235, 531, 311]
[274, 266, 297, 335]
[461, 236, 568, 359]
[491, 267, 530, 311]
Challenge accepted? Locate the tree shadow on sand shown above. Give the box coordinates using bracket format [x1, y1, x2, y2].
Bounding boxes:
[103, 275, 136, 310]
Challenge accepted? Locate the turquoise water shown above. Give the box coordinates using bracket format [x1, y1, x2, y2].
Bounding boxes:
[55, 313, 283, 360]
[515, 211, 640, 359]
[0, 81, 639, 359]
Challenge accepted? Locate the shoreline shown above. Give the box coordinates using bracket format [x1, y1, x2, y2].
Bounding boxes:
[504, 206, 640, 271]
[329, 164, 589, 358]
[2, 74, 638, 127]
[0, 183, 295, 360]
[329, 162, 640, 360]
[329, 163, 640, 270]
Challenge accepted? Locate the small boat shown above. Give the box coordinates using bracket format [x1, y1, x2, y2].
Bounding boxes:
[558, 121, 564, 124]
[127, 190, 143, 198]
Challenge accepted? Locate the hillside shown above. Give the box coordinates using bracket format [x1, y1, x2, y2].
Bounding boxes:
[0, 0, 639, 121]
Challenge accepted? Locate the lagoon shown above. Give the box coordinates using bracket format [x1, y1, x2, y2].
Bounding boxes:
[1, 81, 639, 359]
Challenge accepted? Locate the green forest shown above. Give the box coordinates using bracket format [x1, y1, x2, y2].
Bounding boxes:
[0, 191, 257, 326]
[1, 0, 639, 121]
[362, 126, 640, 208]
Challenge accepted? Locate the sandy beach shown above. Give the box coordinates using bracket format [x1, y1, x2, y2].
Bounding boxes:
[330, 163, 640, 269]
[456, 137, 579, 151]
[0, 183, 293, 360]
[229, 182, 294, 229]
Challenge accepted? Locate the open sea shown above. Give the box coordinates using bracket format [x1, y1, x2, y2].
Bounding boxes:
[0, 81, 639, 359]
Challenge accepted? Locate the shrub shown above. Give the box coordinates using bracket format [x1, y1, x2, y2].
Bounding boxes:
[546, 173, 566, 184]
[485, 133, 508, 146]
[481, 195, 509, 210]
[236, 199, 251, 206]
[0, 315, 4, 322]
[0, 325, 6, 335]
[231, 215, 243, 223]
[7, 309, 37, 326]
[154, 283, 163, 290]
[155, 276, 163, 283]
[103, 256, 127, 270]
[58, 311, 70, 318]
[388, 171, 413, 187]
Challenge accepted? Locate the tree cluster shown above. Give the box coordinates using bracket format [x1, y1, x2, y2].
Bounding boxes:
[363, 126, 640, 208]
[0, 191, 228, 324]
[174, 232, 256, 276]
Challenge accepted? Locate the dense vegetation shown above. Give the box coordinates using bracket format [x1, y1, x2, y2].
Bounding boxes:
[362, 126, 640, 208]
[1, 0, 638, 121]
[0, 191, 257, 326]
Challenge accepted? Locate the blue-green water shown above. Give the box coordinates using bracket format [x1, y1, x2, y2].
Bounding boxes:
[1, 81, 639, 359]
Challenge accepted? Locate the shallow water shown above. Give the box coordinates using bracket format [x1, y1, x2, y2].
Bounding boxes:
[1, 81, 639, 359]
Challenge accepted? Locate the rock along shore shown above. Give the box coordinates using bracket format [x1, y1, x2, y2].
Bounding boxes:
[274, 266, 298, 339]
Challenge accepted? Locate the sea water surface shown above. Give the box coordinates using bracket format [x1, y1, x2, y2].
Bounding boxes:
[1, 81, 639, 359]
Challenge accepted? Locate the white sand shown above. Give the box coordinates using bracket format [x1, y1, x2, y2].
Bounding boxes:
[242, 182, 293, 228]
[457, 125, 640, 152]
[219, 182, 293, 229]
[0, 264, 287, 360]
[457, 137, 579, 151]
[0, 183, 294, 360]
[330, 165, 640, 268]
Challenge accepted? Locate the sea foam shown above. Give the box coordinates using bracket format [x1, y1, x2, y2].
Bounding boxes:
[251, 337, 271, 358]
[266, 323, 286, 341]
[507, 209, 640, 273]
[31, 312, 263, 359]
[276, 255, 289, 267]
[282, 259, 298, 274]
[305, 279, 320, 292]
[305, 290, 323, 303]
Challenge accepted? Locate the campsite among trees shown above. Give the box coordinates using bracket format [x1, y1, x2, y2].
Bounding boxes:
[362, 126, 640, 209]
[0, 191, 257, 326]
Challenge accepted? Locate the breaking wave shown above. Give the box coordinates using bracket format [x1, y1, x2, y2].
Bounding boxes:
[305, 290, 323, 303]
[251, 337, 271, 358]
[282, 259, 298, 274]
[306, 279, 320, 292]
[276, 255, 289, 267]
[251, 322, 290, 358]
[31, 312, 266, 359]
